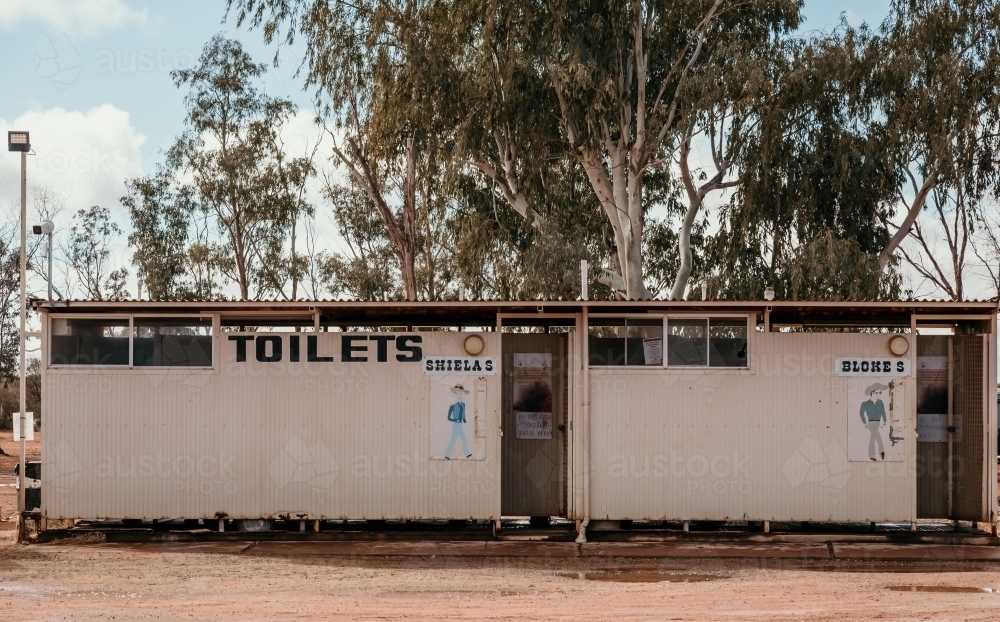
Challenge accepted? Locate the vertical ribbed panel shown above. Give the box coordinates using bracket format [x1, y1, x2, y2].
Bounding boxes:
[589, 332, 917, 522]
[953, 335, 985, 520]
[42, 332, 501, 520]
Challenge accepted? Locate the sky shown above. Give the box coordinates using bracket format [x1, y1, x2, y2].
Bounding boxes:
[0, 0, 940, 301]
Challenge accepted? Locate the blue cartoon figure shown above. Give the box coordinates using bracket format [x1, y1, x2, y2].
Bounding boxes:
[860, 383, 888, 461]
[444, 384, 472, 459]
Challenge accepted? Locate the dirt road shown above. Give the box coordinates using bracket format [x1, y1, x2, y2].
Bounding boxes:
[1, 535, 999, 621]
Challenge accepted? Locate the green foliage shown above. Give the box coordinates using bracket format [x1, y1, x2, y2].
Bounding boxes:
[65, 206, 130, 301]
[123, 171, 206, 300]
[165, 34, 316, 301]
[0, 222, 22, 384]
[704, 27, 902, 301]
[321, 184, 401, 301]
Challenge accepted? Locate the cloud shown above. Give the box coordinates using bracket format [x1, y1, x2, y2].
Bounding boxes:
[0, 105, 147, 219]
[0, 0, 149, 38]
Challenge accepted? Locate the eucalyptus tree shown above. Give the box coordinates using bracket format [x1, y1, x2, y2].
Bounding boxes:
[167, 34, 315, 301]
[704, 28, 902, 301]
[971, 204, 1000, 299]
[870, 0, 1000, 271]
[63, 206, 130, 301]
[896, 186, 972, 300]
[231, 0, 450, 300]
[452, 0, 800, 299]
[320, 182, 401, 300]
[122, 171, 215, 300]
[531, 0, 801, 299]
[230, 0, 803, 301]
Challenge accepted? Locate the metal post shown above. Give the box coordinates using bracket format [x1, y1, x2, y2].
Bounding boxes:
[18, 151, 26, 519]
[575, 304, 590, 544]
[46, 232, 52, 303]
[947, 336, 954, 519]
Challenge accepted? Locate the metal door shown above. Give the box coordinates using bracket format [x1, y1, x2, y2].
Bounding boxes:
[501, 333, 567, 517]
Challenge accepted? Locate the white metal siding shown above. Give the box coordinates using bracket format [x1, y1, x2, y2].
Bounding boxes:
[42, 332, 501, 520]
[588, 333, 917, 522]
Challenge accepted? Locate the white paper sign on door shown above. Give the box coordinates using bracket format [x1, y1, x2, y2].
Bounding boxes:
[516, 412, 552, 439]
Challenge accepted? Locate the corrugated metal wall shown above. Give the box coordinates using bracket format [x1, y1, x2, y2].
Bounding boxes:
[588, 332, 918, 522]
[42, 331, 501, 521]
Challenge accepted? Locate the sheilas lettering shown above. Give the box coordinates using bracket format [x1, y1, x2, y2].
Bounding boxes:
[423, 357, 498, 376]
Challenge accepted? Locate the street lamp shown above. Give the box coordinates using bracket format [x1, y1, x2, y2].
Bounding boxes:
[7, 131, 29, 531]
[32, 220, 55, 303]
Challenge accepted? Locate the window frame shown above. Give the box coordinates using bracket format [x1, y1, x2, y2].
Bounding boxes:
[47, 314, 219, 372]
[47, 314, 133, 369]
[665, 313, 752, 370]
[586, 312, 753, 372]
[131, 315, 216, 369]
[587, 313, 665, 368]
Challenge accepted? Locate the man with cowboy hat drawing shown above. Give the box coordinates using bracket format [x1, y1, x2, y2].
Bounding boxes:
[860, 382, 888, 460]
[444, 384, 472, 459]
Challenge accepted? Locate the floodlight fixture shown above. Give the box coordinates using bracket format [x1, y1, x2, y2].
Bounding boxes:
[7, 131, 30, 152]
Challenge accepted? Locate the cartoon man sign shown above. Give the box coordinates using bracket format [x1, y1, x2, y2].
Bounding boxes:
[444, 384, 472, 459]
[860, 383, 888, 460]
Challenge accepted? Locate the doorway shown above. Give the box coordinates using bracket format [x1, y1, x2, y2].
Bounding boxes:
[916, 329, 990, 520]
[500, 333, 567, 517]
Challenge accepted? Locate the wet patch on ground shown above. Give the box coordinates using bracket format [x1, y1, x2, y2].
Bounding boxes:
[559, 570, 725, 583]
[887, 585, 996, 593]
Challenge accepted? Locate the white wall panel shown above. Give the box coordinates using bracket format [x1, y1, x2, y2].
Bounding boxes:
[588, 333, 917, 522]
[42, 332, 501, 520]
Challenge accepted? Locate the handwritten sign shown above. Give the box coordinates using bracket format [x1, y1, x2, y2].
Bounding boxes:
[515, 412, 552, 440]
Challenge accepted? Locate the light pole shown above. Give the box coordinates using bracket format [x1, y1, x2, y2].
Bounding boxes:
[32, 220, 55, 303]
[8, 131, 29, 523]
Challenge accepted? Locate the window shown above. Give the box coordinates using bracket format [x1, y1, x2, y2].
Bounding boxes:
[50, 318, 130, 365]
[133, 318, 213, 367]
[589, 318, 663, 366]
[667, 317, 748, 368]
[709, 318, 748, 367]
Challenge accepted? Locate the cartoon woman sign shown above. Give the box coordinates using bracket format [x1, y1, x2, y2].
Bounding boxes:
[444, 384, 472, 459]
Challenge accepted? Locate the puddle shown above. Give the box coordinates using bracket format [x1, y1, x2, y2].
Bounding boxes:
[560, 571, 723, 583]
[817, 564, 987, 574]
[888, 585, 996, 593]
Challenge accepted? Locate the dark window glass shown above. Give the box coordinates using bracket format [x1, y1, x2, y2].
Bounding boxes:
[667, 318, 708, 366]
[589, 319, 665, 366]
[626, 319, 663, 366]
[709, 318, 748, 367]
[50, 318, 130, 365]
[133, 318, 213, 367]
[588, 320, 625, 366]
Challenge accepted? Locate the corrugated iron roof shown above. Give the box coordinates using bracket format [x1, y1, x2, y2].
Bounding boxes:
[31, 296, 998, 326]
